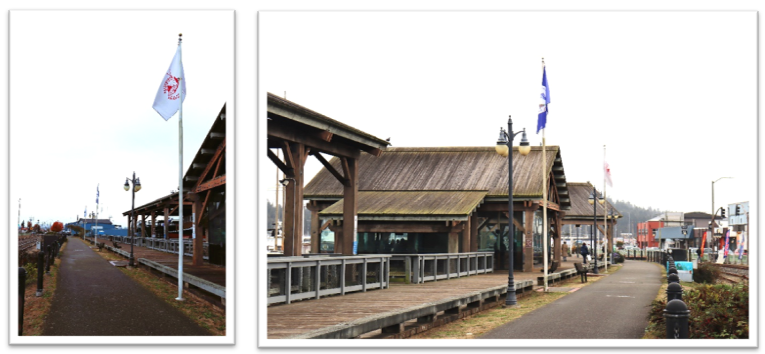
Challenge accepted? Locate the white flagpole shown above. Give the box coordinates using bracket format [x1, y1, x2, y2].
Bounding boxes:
[542, 58, 548, 292]
[176, 33, 185, 301]
[603, 145, 608, 272]
[95, 184, 99, 246]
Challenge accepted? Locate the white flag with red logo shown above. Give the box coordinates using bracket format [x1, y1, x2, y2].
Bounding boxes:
[152, 45, 186, 121]
[604, 161, 613, 187]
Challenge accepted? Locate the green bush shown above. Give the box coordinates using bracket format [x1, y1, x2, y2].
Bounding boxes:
[692, 263, 721, 284]
[646, 283, 748, 339]
[23, 263, 37, 285]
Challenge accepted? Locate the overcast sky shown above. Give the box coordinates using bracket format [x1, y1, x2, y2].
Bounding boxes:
[10, 10, 233, 228]
[260, 11, 757, 218]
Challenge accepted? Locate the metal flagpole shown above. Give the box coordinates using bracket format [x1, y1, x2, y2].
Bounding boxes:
[603, 145, 608, 272]
[176, 33, 185, 301]
[95, 184, 99, 246]
[541, 58, 548, 292]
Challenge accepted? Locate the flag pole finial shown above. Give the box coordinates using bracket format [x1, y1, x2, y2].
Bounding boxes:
[178, 33, 183, 44]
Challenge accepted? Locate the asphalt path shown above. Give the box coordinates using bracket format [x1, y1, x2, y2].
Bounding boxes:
[42, 237, 211, 336]
[481, 260, 663, 339]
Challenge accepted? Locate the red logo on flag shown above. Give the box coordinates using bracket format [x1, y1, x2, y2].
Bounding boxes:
[163, 72, 181, 100]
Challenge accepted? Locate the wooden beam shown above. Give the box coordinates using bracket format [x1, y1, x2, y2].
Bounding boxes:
[197, 190, 211, 225]
[195, 175, 226, 193]
[267, 149, 290, 175]
[267, 122, 362, 160]
[313, 152, 348, 186]
[196, 138, 226, 189]
[318, 131, 333, 142]
[281, 141, 295, 172]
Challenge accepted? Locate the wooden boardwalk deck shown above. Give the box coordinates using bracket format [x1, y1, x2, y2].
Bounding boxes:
[266, 271, 545, 339]
[85, 237, 225, 287]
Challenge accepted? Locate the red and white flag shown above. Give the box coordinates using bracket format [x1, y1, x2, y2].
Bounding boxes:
[152, 45, 186, 121]
[604, 161, 613, 187]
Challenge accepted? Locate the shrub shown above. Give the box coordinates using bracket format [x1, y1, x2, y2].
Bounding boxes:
[23, 263, 37, 285]
[693, 263, 721, 284]
[646, 283, 748, 339]
[612, 252, 625, 263]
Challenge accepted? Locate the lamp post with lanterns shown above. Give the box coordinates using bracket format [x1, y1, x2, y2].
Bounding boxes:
[124, 172, 142, 267]
[495, 116, 531, 306]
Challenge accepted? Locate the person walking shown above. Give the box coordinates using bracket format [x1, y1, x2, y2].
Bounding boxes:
[580, 243, 590, 264]
[573, 244, 579, 258]
[562, 241, 570, 262]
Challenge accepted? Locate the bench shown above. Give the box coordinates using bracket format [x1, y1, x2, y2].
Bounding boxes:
[574, 262, 588, 283]
[539, 260, 560, 273]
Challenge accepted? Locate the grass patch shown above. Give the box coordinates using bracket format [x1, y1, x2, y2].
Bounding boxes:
[410, 265, 621, 339]
[82, 238, 225, 335]
[21, 240, 67, 336]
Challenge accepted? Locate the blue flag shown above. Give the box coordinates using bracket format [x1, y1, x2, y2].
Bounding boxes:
[96, 184, 100, 204]
[84, 206, 87, 218]
[537, 66, 550, 133]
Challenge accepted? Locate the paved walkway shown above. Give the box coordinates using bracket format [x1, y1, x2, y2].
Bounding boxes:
[481, 260, 663, 339]
[42, 237, 211, 336]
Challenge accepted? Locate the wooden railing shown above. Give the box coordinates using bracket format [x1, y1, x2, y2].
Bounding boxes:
[389, 252, 494, 284]
[102, 235, 209, 260]
[267, 255, 391, 305]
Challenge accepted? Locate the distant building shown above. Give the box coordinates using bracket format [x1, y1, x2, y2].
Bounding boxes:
[65, 218, 126, 236]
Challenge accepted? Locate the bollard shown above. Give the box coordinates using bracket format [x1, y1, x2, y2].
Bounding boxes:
[45, 245, 51, 275]
[19, 267, 26, 336]
[664, 299, 690, 338]
[36, 251, 44, 297]
[668, 267, 678, 276]
[667, 273, 680, 284]
[666, 282, 683, 301]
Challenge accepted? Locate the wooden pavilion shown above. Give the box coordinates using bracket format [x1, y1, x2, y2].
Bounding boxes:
[267, 93, 390, 256]
[304, 146, 572, 272]
[123, 103, 227, 266]
[561, 182, 622, 254]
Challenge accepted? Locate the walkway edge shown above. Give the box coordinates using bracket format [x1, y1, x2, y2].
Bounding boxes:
[285, 279, 534, 339]
[104, 244, 226, 299]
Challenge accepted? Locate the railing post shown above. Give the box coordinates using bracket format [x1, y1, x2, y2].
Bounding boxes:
[664, 299, 690, 339]
[340, 259, 347, 295]
[386, 257, 390, 289]
[362, 258, 368, 292]
[446, 255, 451, 280]
[315, 261, 321, 300]
[404, 256, 412, 284]
[19, 267, 26, 336]
[285, 262, 292, 305]
[36, 251, 44, 297]
[412, 256, 420, 284]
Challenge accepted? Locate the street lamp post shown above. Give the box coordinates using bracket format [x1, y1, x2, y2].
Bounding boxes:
[495, 116, 531, 306]
[124, 172, 142, 267]
[588, 188, 605, 274]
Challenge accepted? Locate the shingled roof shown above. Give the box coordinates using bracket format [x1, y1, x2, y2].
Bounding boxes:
[319, 191, 487, 221]
[305, 146, 570, 209]
[563, 182, 622, 219]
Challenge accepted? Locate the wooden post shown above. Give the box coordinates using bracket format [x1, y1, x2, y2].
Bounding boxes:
[524, 205, 534, 272]
[308, 203, 320, 254]
[470, 214, 479, 252]
[151, 212, 157, 238]
[141, 214, 147, 239]
[191, 193, 204, 266]
[342, 158, 358, 255]
[284, 143, 306, 256]
[163, 207, 169, 239]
